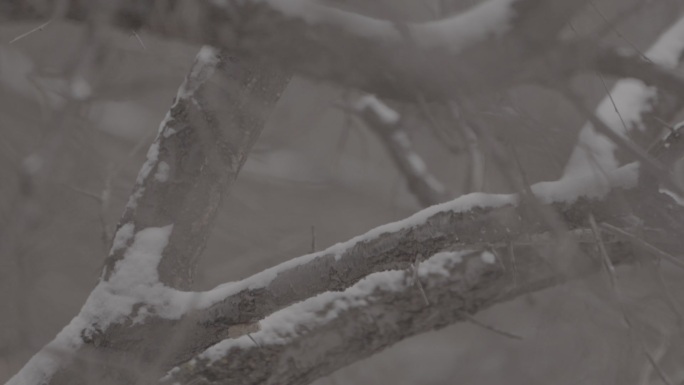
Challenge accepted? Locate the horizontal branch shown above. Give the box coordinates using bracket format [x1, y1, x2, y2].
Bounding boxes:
[4, 0, 592, 100]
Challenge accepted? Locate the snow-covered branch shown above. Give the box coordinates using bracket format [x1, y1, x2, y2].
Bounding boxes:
[163, 177, 684, 385]
[356, 95, 450, 207]
[3, 0, 592, 100]
[7, 48, 290, 385]
[564, 15, 684, 178]
[11, 151, 684, 385]
[164, 250, 505, 385]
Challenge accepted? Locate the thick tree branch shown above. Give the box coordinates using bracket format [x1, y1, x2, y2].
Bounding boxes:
[3, 0, 592, 100]
[36, 164, 684, 385]
[101, 49, 289, 289]
[164, 190, 684, 385]
[7, 48, 290, 385]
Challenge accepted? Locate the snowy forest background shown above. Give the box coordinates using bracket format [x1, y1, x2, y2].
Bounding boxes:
[2, 0, 684, 384]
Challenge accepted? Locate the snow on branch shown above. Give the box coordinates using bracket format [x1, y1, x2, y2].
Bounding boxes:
[2, 0, 591, 100]
[563, 15, 684, 178]
[11, 154, 684, 385]
[164, 180, 684, 385]
[5, 46, 223, 385]
[164, 250, 501, 385]
[355, 95, 450, 207]
[6, 47, 290, 385]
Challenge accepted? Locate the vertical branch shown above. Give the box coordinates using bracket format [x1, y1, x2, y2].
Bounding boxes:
[102, 49, 290, 289]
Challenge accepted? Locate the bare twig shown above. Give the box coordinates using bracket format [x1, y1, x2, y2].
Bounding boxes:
[458, 312, 524, 341]
[357, 95, 450, 207]
[589, 215, 673, 385]
[600, 223, 684, 271]
[9, 19, 52, 44]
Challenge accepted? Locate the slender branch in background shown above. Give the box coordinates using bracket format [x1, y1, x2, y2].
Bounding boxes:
[8, 19, 52, 44]
[447, 103, 485, 192]
[592, 0, 654, 38]
[600, 223, 684, 271]
[588, 215, 673, 385]
[417, 96, 464, 155]
[461, 112, 572, 245]
[356, 95, 450, 207]
[589, 1, 650, 62]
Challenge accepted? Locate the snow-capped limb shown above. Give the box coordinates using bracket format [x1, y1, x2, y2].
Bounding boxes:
[8, 1, 684, 105]
[103, 45, 225, 288]
[103, 48, 289, 289]
[356, 95, 450, 207]
[11, 159, 684, 385]
[563, 15, 684, 178]
[163, 204, 684, 385]
[3, 0, 592, 100]
[164, 250, 499, 385]
[7, 48, 290, 385]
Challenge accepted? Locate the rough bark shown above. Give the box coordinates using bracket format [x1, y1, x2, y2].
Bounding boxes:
[164, 187, 684, 385]
[101, 52, 289, 290]
[47, 164, 684, 385]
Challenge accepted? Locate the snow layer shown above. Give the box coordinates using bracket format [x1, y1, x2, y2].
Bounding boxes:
[176, 46, 220, 99]
[356, 95, 400, 124]
[195, 249, 472, 364]
[7, 225, 177, 385]
[563, 16, 684, 178]
[110, 222, 135, 253]
[247, 0, 515, 53]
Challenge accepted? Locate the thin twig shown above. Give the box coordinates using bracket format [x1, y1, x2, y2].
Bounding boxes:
[589, 215, 673, 385]
[131, 31, 147, 50]
[600, 223, 684, 271]
[412, 254, 430, 306]
[459, 312, 524, 341]
[589, 1, 651, 62]
[596, 72, 631, 137]
[9, 19, 52, 44]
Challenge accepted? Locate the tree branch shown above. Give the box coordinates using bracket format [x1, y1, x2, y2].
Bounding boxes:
[164, 189, 684, 385]
[564, 15, 684, 177]
[356, 95, 450, 207]
[3, 0, 592, 100]
[7, 48, 290, 385]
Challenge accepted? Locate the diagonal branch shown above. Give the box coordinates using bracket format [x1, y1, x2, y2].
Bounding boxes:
[164, 199, 684, 385]
[3, 0, 591, 100]
[564, 15, 684, 177]
[356, 95, 450, 207]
